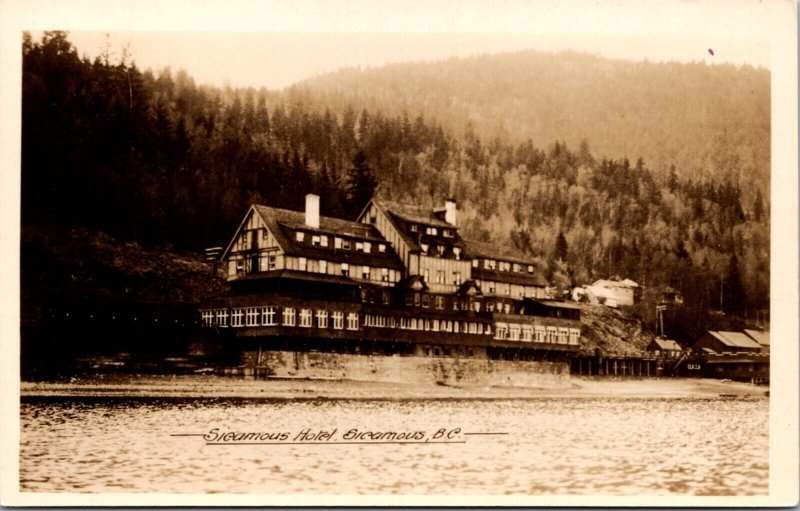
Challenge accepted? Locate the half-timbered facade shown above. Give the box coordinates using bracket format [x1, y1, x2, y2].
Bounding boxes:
[200, 195, 581, 362]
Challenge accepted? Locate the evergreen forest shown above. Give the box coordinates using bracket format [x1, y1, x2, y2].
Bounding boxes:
[21, 32, 770, 342]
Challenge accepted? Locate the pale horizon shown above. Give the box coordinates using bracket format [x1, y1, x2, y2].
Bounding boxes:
[55, 31, 770, 90]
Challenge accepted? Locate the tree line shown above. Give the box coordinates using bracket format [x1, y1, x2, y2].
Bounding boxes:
[22, 32, 769, 342]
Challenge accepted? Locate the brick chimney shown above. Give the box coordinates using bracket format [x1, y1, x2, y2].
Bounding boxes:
[305, 194, 320, 229]
[445, 198, 457, 226]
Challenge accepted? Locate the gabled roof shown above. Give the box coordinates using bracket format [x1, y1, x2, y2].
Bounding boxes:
[222, 204, 403, 270]
[744, 329, 770, 346]
[592, 278, 638, 288]
[708, 331, 762, 349]
[650, 338, 682, 351]
[456, 279, 482, 295]
[396, 275, 429, 291]
[373, 199, 454, 229]
[461, 239, 535, 266]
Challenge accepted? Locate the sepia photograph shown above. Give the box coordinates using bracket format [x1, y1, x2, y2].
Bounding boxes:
[1, 0, 797, 506]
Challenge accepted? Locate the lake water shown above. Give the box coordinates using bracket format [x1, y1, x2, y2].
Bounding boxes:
[20, 396, 768, 495]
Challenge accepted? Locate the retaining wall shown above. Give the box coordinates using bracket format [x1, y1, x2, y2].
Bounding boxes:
[239, 350, 570, 387]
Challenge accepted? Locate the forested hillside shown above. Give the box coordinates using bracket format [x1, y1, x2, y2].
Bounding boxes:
[299, 50, 771, 200]
[21, 32, 769, 341]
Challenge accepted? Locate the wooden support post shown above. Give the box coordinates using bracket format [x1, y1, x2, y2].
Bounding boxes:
[613, 359, 618, 376]
[579, 357, 583, 375]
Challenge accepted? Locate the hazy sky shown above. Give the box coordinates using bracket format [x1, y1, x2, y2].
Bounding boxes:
[18, 0, 774, 90]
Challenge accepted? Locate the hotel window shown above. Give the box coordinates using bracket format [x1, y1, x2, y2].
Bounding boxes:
[356, 242, 364, 252]
[487, 301, 494, 312]
[261, 306, 276, 325]
[283, 307, 296, 326]
[382, 292, 390, 305]
[509, 324, 521, 341]
[299, 257, 307, 271]
[410, 224, 418, 232]
[513, 263, 521, 272]
[320, 236, 328, 247]
[558, 328, 569, 344]
[405, 294, 414, 306]
[362, 265, 370, 280]
[334, 237, 343, 249]
[569, 328, 580, 345]
[341, 263, 349, 276]
[488, 282, 496, 293]
[454, 321, 460, 333]
[423, 269, 430, 282]
[268, 255, 276, 270]
[443, 229, 452, 238]
[319, 260, 328, 273]
[495, 324, 508, 340]
[504, 303, 511, 314]
[360, 289, 368, 302]
[332, 311, 344, 329]
[347, 312, 359, 330]
[547, 327, 558, 343]
[436, 270, 445, 283]
[246, 307, 259, 326]
[421, 243, 429, 255]
[426, 226, 437, 235]
[378, 244, 386, 253]
[381, 268, 389, 282]
[422, 295, 430, 308]
[342, 239, 351, 250]
[522, 326, 533, 341]
[527, 265, 534, 273]
[296, 232, 305, 242]
[414, 293, 421, 307]
[216, 309, 228, 327]
[453, 271, 462, 285]
[201, 310, 213, 327]
[231, 308, 244, 327]
[316, 310, 328, 328]
[534, 326, 546, 343]
[435, 296, 444, 309]
[364, 242, 371, 253]
[312, 235, 321, 246]
[299, 309, 312, 327]
[504, 283, 511, 296]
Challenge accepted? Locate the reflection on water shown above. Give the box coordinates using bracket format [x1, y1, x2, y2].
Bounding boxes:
[20, 397, 768, 495]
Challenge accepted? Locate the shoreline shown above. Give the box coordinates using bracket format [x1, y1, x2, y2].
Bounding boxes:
[20, 374, 769, 400]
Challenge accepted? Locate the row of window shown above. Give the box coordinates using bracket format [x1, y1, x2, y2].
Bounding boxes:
[295, 231, 386, 254]
[410, 224, 453, 238]
[475, 279, 548, 299]
[421, 268, 462, 286]
[474, 258, 536, 274]
[292, 257, 397, 283]
[494, 324, 581, 345]
[401, 293, 515, 314]
[363, 313, 492, 335]
[201, 307, 359, 330]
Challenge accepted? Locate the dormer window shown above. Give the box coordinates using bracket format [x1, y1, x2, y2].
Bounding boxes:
[443, 229, 452, 238]
[341, 263, 349, 276]
[426, 227, 437, 235]
[420, 243, 429, 255]
[364, 242, 371, 253]
[472, 259, 479, 268]
[437, 244, 445, 255]
[453, 247, 461, 260]
[312, 235, 321, 246]
[410, 224, 419, 232]
[334, 237, 342, 249]
[343, 239, 351, 250]
[320, 236, 328, 247]
[527, 265, 534, 273]
[378, 244, 386, 253]
[356, 242, 364, 252]
[296, 232, 305, 242]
